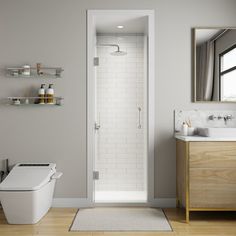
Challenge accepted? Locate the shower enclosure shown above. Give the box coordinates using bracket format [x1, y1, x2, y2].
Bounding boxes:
[87, 10, 155, 204]
[95, 35, 147, 202]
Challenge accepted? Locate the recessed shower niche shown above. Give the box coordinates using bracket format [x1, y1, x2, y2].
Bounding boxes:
[87, 10, 155, 204]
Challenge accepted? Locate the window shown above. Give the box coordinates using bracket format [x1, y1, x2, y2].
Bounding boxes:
[220, 44, 236, 101]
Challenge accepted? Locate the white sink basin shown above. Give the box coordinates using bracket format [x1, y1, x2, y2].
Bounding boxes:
[198, 127, 236, 137]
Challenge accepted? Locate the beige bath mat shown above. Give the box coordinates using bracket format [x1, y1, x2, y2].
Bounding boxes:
[70, 207, 172, 231]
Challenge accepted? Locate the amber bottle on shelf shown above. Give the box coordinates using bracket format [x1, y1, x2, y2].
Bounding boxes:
[38, 84, 45, 104]
[46, 84, 54, 104]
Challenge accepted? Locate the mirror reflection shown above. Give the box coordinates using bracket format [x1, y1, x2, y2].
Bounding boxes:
[194, 28, 236, 102]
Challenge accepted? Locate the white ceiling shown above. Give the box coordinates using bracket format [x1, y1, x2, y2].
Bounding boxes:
[196, 29, 222, 45]
[95, 15, 147, 34]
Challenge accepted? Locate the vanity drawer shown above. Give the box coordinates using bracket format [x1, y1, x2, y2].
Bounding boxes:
[189, 142, 236, 168]
[189, 168, 236, 208]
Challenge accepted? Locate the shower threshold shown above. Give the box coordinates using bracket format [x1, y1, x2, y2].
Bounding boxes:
[95, 191, 147, 203]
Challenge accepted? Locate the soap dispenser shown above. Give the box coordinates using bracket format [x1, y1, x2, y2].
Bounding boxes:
[46, 84, 54, 104]
[38, 84, 45, 104]
[180, 122, 188, 136]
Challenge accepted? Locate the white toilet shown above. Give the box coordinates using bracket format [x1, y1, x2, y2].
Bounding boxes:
[0, 163, 62, 224]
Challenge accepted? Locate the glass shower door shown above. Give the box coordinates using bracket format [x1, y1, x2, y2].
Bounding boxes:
[94, 34, 147, 203]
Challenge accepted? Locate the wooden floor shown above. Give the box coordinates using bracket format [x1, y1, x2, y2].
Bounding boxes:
[0, 208, 236, 236]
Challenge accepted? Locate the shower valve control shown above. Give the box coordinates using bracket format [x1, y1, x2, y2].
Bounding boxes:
[94, 122, 101, 130]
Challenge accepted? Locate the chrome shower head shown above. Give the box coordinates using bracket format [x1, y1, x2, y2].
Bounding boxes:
[97, 44, 127, 56]
[110, 49, 127, 56]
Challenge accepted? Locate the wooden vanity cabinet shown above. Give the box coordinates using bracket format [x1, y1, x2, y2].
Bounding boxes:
[176, 140, 236, 222]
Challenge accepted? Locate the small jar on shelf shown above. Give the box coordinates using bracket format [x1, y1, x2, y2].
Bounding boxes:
[22, 65, 31, 76]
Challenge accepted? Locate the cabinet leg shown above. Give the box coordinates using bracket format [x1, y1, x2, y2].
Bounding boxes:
[186, 209, 189, 223]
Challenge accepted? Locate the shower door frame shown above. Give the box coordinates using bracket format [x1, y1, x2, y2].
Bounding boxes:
[87, 10, 155, 206]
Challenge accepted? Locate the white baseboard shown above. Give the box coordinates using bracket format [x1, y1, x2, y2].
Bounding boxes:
[52, 198, 176, 208]
[150, 198, 176, 208]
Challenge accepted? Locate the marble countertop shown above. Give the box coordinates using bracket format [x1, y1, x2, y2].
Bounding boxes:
[175, 134, 236, 142]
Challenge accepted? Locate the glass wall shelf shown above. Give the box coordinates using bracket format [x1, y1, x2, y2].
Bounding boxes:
[6, 67, 63, 79]
[8, 97, 64, 106]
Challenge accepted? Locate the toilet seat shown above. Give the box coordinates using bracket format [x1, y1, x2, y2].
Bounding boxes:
[0, 163, 56, 191]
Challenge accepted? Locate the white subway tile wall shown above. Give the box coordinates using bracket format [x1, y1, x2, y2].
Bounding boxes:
[95, 35, 147, 193]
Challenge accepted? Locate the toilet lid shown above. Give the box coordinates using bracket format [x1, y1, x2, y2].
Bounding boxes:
[0, 167, 55, 191]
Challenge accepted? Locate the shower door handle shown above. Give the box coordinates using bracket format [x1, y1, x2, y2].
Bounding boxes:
[138, 107, 142, 129]
[95, 122, 101, 130]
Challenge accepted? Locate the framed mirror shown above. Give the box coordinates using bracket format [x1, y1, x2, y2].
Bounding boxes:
[193, 28, 236, 102]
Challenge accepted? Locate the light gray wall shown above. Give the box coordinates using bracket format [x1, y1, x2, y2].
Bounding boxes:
[0, 0, 236, 198]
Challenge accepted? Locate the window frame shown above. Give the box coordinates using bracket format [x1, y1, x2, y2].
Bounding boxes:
[219, 44, 236, 101]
